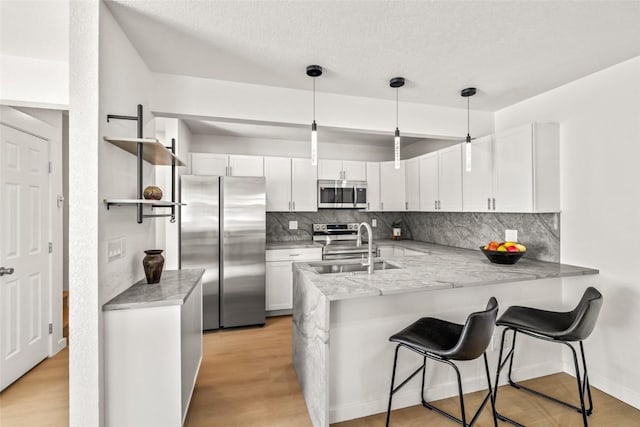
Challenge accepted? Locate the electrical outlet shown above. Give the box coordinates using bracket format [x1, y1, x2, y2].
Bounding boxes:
[107, 238, 124, 263]
[505, 229, 518, 242]
[372, 218, 377, 227]
[289, 220, 298, 230]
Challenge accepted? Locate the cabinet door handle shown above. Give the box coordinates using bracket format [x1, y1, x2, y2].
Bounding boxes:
[488, 198, 491, 210]
[225, 166, 228, 176]
[367, 202, 370, 210]
[381, 202, 384, 210]
[290, 254, 300, 257]
[434, 200, 437, 210]
[288, 201, 291, 210]
[492, 198, 496, 210]
[229, 166, 232, 176]
[405, 201, 408, 210]
[293, 201, 296, 210]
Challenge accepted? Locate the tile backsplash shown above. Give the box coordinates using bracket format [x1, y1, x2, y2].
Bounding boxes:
[267, 210, 560, 262]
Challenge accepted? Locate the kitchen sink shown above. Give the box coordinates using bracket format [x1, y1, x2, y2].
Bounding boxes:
[310, 261, 400, 274]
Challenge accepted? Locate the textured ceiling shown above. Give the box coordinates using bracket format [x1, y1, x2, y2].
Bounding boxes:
[183, 118, 428, 147]
[0, 0, 69, 61]
[107, 0, 640, 111]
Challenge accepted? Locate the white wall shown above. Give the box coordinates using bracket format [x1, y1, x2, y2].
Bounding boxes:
[151, 73, 494, 140]
[0, 55, 69, 109]
[495, 55, 640, 409]
[69, 1, 156, 425]
[190, 134, 392, 162]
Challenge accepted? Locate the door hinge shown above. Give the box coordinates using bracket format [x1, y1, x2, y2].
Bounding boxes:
[49, 323, 53, 334]
[48, 242, 53, 253]
[48, 161, 52, 173]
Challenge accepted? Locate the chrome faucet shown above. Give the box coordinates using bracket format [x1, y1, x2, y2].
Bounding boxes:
[356, 222, 374, 274]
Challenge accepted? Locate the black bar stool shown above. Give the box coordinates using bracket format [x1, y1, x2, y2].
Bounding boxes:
[386, 297, 499, 427]
[493, 287, 603, 426]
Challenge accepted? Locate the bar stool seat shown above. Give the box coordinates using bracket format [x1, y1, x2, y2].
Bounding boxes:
[494, 287, 603, 427]
[386, 298, 499, 427]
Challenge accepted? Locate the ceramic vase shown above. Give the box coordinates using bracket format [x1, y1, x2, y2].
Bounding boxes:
[142, 249, 164, 284]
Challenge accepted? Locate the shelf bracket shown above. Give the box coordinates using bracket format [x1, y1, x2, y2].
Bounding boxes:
[106, 104, 144, 223]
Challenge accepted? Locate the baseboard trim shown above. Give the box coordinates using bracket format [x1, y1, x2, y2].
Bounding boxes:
[562, 362, 640, 410]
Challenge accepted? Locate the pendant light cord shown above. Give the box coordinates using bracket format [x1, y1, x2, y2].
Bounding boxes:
[313, 78, 316, 121]
[467, 96, 470, 136]
[396, 88, 399, 128]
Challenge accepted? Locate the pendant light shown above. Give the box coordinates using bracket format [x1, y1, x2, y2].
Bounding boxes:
[390, 77, 405, 169]
[306, 65, 323, 166]
[461, 87, 477, 172]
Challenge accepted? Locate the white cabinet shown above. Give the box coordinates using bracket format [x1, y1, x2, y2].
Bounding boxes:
[419, 152, 439, 211]
[264, 157, 317, 212]
[229, 154, 264, 177]
[463, 135, 494, 212]
[379, 161, 405, 211]
[366, 162, 381, 211]
[190, 153, 263, 176]
[418, 145, 463, 212]
[291, 158, 317, 211]
[264, 156, 291, 211]
[405, 158, 420, 211]
[104, 274, 202, 427]
[318, 159, 366, 181]
[266, 247, 322, 312]
[190, 153, 228, 176]
[493, 123, 559, 212]
[438, 144, 463, 211]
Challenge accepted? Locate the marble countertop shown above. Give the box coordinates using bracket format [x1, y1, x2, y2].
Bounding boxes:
[103, 269, 205, 311]
[267, 241, 324, 250]
[293, 241, 598, 301]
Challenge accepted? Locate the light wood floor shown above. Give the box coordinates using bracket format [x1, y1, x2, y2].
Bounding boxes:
[1, 315, 639, 426]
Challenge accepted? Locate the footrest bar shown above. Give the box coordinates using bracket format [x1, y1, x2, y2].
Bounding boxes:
[509, 380, 592, 415]
[495, 411, 525, 427]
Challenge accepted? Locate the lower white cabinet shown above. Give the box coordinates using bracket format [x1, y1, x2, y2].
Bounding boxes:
[266, 247, 322, 312]
[104, 276, 202, 427]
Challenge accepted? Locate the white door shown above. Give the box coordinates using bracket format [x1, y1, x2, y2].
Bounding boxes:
[342, 161, 366, 181]
[405, 158, 420, 211]
[291, 158, 317, 211]
[379, 161, 405, 211]
[438, 144, 463, 212]
[229, 155, 264, 177]
[0, 124, 50, 391]
[264, 157, 291, 211]
[463, 135, 494, 212]
[366, 162, 380, 211]
[419, 153, 438, 211]
[317, 159, 342, 180]
[493, 124, 533, 212]
[190, 153, 228, 176]
[265, 261, 293, 311]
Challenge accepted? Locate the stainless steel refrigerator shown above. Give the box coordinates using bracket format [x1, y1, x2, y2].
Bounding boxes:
[180, 175, 266, 330]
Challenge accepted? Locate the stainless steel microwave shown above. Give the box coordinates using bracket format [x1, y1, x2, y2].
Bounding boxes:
[317, 180, 367, 209]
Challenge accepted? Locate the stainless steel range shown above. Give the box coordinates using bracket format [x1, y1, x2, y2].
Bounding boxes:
[313, 223, 377, 260]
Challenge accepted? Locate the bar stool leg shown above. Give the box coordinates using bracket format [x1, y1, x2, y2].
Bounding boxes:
[386, 345, 401, 427]
[493, 328, 524, 426]
[579, 341, 594, 415]
[452, 362, 468, 427]
[568, 342, 589, 427]
[482, 352, 499, 427]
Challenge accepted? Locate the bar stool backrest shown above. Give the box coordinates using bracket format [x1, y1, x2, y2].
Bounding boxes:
[446, 297, 498, 361]
[563, 286, 603, 341]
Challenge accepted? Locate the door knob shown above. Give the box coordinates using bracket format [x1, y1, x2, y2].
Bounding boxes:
[0, 267, 15, 276]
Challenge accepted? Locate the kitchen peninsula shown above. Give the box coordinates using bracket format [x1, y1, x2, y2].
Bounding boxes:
[292, 242, 598, 427]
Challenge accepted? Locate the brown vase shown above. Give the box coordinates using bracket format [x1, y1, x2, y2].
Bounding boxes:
[142, 249, 164, 284]
[143, 186, 163, 200]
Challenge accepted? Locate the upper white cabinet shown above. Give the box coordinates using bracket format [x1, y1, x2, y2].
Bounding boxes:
[380, 161, 405, 211]
[264, 157, 317, 212]
[437, 144, 463, 211]
[229, 155, 264, 177]
[190, 153, 228, 176]
[291, 158, 318, 211]
[419, 152, 439, 211]
[264, 156, 291, 211]
[190, 153, 263, 177]
[405, 158, 420, 211]
[418, 145, 462, 212]
[463, 135, 494, 212]
[493, 123, 559, 212]
[318, 160, 366, 181]
[366, 162, 381, 211]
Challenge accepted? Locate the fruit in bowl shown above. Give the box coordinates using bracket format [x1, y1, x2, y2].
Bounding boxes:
[481, 241, 527, 264]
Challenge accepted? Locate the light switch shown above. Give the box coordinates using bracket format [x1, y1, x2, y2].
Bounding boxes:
[371, 219, 377, 227]
[107, 238, 124, 263]
[289, 221, 298, 230]
[505, 229, 518, 242]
